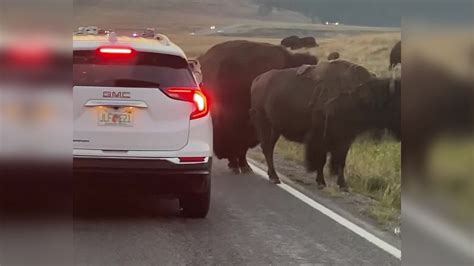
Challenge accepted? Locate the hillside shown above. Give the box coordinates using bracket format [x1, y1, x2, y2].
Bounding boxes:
[74, 0, 308, 33]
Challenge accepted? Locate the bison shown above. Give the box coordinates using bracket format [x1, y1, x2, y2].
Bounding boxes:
[281, 35, 301, 50]
[300, 37, 319, 48]
[198, 40, 318, 173]
[281, 36, 318, 50]
[390, 41, 401, 69]
[327, 52, 340, 61]
[402, 57, 473, 182]
[250, 60, 400, 190]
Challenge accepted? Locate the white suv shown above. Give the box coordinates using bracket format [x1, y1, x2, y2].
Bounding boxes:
[73, 30, 213, 218]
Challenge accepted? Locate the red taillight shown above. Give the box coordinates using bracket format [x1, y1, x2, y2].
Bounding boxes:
[179, 157, 206, 163]
[163, 87, 209, 120]
[99, 48, 133, 54]
[192, 90, 208, 119]
[96, 46, 135, 58]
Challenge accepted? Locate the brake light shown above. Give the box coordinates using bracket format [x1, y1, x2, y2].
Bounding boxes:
[96, 46, 135, 58]
[163, 87, 209, 119]
[192, 90, 208, 119]
[99, 48, 133, 54]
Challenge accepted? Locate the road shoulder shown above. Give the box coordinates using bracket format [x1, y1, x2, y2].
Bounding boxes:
[247, 148, 401, 250]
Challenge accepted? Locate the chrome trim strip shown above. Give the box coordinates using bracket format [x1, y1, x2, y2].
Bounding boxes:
[73, 155, 210, 165]
[84, 100, 148, 108]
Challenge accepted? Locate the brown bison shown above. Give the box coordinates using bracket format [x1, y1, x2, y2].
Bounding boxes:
[300, 37, 319, 48]
[281, 36, 319, 50]
[198, 40, 318, 173]
[390, 41, 401, 69]
[402, 57, 473, 182]
[250, 60, 400, 190]
[281, 35, 301, 50]
[327, 52, 340, 61]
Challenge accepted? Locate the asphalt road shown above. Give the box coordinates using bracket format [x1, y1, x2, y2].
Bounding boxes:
[74, 159, 399, 265]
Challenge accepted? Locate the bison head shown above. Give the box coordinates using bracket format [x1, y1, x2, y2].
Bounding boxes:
[358, 76, 401, 140]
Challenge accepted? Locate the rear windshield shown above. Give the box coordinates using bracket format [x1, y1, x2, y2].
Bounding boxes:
[73, 50, 196, 88]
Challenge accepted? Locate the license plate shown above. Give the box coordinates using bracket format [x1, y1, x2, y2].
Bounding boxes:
[98, 109, 133, 126]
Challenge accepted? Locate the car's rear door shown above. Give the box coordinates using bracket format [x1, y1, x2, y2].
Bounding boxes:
[73, 49, 196, 151]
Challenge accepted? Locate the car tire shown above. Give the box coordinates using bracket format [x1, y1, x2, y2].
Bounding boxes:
[180, 176, 210, 218]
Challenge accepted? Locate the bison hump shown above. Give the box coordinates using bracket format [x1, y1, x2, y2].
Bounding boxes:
[307, 61, 376, 114]
[311, 60, 374, 86]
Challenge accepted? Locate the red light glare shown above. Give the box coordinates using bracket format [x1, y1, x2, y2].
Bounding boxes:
[99, 48, 133, 54]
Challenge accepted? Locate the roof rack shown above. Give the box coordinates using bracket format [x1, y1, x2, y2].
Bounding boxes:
[74, 26, 112, 36]
[74, 26, 173, 46]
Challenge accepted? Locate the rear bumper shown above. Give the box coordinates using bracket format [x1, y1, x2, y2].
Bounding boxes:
[73, 156, 212, 194]
[73, 156, 212, 175]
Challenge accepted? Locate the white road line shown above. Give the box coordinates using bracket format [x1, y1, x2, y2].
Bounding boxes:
[249, 162, 402, 260]
[403, 198, 474, 260]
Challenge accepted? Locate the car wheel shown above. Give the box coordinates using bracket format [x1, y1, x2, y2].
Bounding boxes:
[180, 176, 210, 218]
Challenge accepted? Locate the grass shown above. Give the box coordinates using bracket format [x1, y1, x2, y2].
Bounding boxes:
[344, 135, 400, 224]
[274, 135, 401, 226]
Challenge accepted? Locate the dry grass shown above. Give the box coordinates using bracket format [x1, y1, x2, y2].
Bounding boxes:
[306, 33, 400, 76]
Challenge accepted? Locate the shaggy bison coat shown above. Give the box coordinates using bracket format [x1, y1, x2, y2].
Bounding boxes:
[390, 41, 401, 69]
[281, 35, 301, 49]
[402, 57, 473, 181]
[250, 60, 400, 189]
[281, 36, 318, 50]
[300, 37, 319, 48]
[198, 40, 318, 173]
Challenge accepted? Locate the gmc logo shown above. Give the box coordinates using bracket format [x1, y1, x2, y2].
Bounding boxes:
[103, 91, 131, 98]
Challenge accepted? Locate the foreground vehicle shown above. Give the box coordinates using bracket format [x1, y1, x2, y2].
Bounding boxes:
[73, 28, 212, 218]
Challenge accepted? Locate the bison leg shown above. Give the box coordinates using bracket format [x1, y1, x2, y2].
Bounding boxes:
[261, 129, 281, 184]
[305, 129, 327, 189]
[238, 151, 253, 174]
[253, 110, 281, 184]
[314, 152, 327, 190]
[227, 158, 240, 174]
[330, 143, 351, 192]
